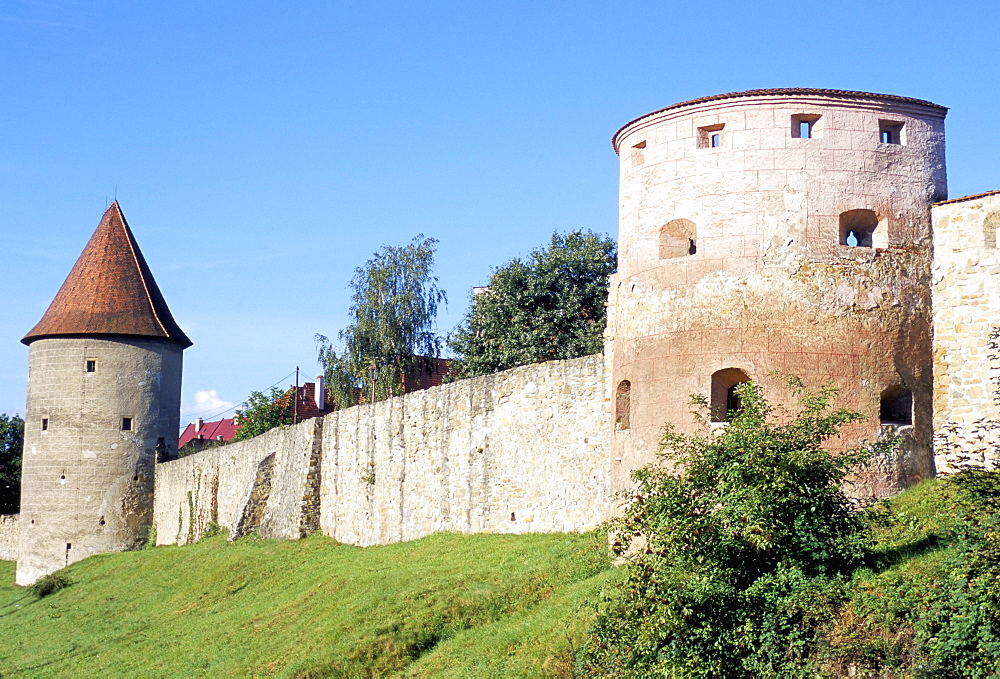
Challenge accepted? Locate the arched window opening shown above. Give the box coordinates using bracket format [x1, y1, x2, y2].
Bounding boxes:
[660, 219, 697, 259]
[711, 368, 750, 423]
[615, 380, 631, 430]
[726, 384, 742, 417]
[880, 385, 912, 425]
[840, 209, 880, 248]
[984, 211, 1000, 250]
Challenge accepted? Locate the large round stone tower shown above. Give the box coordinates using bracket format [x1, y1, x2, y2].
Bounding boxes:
[17, 202, 191, 586]
[606, 89, 947, 498]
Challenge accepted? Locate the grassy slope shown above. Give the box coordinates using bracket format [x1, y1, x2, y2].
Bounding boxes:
[0, 532, 613, 677]
[0, 480, 972, 677]
[819, 478, 965, 672]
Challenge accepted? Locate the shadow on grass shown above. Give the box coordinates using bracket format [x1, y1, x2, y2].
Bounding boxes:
[0, 591, 34, 618]
[867, 532, 949, 572]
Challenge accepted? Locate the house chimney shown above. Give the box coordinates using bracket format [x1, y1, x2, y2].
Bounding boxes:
[315, 375, 325, 411]
[195, 418, 203, 432]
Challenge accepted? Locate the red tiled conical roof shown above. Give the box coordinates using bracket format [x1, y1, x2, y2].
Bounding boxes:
[22, 202, 192, 348]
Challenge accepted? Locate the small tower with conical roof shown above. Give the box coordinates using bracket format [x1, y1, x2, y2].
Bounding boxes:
[16, 202, 191, 586]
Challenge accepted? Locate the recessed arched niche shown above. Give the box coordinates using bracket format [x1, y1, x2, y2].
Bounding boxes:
[659, 219, 697, 259]
[880, 385, 913, 425]
[615, 380, 631, 430]
[710, 368, 750, 423]
[983, 211, 1000, 249]
[839, 209, 884, 248]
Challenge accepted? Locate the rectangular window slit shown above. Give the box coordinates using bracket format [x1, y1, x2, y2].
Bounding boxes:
[41, 418, 48, 431]
[86, 360, 96, 373]
[791, 114, 820, 139]
[121, 417, 132, 431]
[698, 123, 725, 148]
[879, 120, 904, 145]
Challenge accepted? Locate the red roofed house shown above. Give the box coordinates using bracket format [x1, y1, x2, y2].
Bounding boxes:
[178, 417, 239, 452]
[274, 377, 339, 421]
[178, 378, 338, 453]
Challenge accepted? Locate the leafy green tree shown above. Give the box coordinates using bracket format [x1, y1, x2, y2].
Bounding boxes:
[448, 230, 616, 379]
[580, 381, 886, 677]
[317, 235, 446, 407]
[0, 413, 24, 514]
[232, 387, 293, 442]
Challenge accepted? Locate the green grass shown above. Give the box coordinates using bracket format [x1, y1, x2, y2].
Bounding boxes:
[820, 479, 966, 673]
[0, 531, 613, 677]
[0, 480, 978, 677]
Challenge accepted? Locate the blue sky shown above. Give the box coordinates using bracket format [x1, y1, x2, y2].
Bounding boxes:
[2, 0, 998, 422]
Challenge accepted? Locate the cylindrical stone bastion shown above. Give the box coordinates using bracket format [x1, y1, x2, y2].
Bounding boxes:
[607, 89, 947, 498]
[16, 337, 182, 586]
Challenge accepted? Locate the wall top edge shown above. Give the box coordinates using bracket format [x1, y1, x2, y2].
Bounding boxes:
[933, 189, 1000, 207]
[612, 88, 948, 153]
[159, 353, 608, 468]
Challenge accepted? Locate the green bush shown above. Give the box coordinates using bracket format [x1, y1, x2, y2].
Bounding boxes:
[916, 470, 1000, 675]
[579, 381, 889, 677]
[28, 572, 72, 599]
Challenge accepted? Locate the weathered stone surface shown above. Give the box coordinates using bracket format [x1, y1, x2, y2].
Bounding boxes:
[320, 355, 610, 545]
[153, 417, 323, 544]
[608, 91, 945, 499]
[17, 337, 182, 585]
[0, 515, 18, 561]
[931, 193, 1000, 473]
[154, 356, 611, 547]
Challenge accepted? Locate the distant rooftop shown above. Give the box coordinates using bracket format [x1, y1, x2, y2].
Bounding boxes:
[178, 418, 238, 449]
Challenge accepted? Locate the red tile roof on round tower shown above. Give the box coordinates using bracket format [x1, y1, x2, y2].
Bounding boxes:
[22, 201, 192, 348]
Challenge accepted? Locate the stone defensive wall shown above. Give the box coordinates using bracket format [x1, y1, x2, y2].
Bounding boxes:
[154, 417, 323, 544]
[0, 515, 18, 561]
[931, 191, 1000, 473]
[154, 355, 611, 547]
